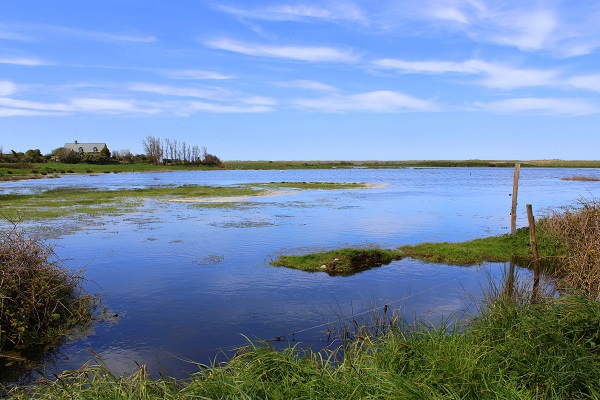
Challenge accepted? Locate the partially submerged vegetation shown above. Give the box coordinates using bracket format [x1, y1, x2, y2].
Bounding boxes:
[561, 175, 600, 181]
[0, 223, 96, 373]
[271, 248, 403, 274]
[0, 182, 370, 221]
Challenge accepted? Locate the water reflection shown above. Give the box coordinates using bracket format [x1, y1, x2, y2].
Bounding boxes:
[1, 167, 598, 382]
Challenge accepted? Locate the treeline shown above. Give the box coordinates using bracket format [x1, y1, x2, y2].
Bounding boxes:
[0, 137, 223, 167]
[0, 147, 47, 163]
[142, 135, 223, 167]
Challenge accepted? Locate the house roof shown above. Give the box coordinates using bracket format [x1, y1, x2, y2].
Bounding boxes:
[64, 142, 106, 153]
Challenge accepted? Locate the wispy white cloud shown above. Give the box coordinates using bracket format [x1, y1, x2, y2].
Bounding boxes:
[0, 81, 277, 117]
[414, 1, 600, 57]
[1, 23, 156, 44]
[568, 75, 600, 93]
[373, 58, 561, 89]
[292, 90, 438, 113]
[127, 82, 277, 107]
[174, 101, 272, 114]
[277, 80, 338, 92]
[0, 107, 66, 117]
[0, 81, 18, 96]
[0, 30, 33, 41]
[0, 56, 48, 66]
[129, 83, 229, 100]
[205, 38, 358, 62]
[215, 3, 367, 24]
[0, 97, 72, 112]
[472, 97, 600, 116]
[163, 69, 233, 80]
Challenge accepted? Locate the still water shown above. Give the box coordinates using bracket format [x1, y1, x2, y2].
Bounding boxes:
[2, 167, 599, 380]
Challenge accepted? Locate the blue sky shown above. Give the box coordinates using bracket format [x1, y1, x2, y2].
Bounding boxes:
[1, 0, 600, 160]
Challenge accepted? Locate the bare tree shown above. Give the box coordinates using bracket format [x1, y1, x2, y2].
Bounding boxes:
[143, 135, 163, 164]
[191, 145, 201, 164]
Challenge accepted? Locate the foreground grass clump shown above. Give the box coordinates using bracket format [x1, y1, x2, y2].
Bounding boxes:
[10, 293, 600, 399]
[0, 224, 95, 367]
[271, 248, 403, 273]
[539, 199, 600, 296]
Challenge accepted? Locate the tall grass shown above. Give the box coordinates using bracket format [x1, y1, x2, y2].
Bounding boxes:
[8, 288, 600, 399]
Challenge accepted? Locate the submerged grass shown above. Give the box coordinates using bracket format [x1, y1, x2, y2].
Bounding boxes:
[8, 293, 600, 399]
[0, 182, 370, 221]
[561, 175, 600, 181]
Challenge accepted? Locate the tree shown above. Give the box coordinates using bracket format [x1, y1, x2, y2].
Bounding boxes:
[52, 147, 81, 164]
[143, 135, 163, 164]
[100, 145, 111, 159]
[25, 149, 46, 163]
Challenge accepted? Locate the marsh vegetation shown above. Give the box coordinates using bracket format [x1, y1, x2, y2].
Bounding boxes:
[0, 222, 96, 376]
[2, 167, 600, 398]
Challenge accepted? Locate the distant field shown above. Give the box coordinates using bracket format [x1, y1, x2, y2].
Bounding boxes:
[1, 159, 600, 181]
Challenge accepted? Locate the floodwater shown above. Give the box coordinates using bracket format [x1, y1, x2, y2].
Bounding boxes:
[2, 167, 599, 382]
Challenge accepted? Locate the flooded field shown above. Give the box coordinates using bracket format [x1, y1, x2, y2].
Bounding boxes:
[2, 167, 599, 381]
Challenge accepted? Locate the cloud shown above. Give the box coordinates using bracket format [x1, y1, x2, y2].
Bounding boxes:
[292, 90, 438, 113]
[215, 3, 367, 24]
[568, 75, 600, 93]
[373, 58, 560, 89]
[129, 83, 229, 100]
[277, 80, 338, 92]
[0, 97, 72, 112]
[163, 69, 233, 80]
[472, 97, 600, 116]
[0, 30, 33, 41]
[1, 23, 156, 44]
[0, 56, 48, 66]
[415, 1, 600, 57]
[205, 38, 358, 62]
[174, 101, 272, 114]
[0, 107, 66, 117]
[0, 81, 18, 96]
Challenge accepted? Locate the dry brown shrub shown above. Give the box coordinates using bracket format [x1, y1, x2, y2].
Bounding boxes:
[539, 199, 600, 296]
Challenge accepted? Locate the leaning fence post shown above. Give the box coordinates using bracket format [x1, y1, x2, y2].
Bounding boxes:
[511, 163, 521, 235]
[526, 204, 540, 299]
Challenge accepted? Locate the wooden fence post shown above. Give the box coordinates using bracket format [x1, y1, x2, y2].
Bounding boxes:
[511, 163, 521, 235]
[526, 204, 540, 299]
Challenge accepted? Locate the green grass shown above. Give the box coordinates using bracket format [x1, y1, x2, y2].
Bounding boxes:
[399, 227, 565, 266]
[8, 293, 600, 399]
[271, 248, 404, 273]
